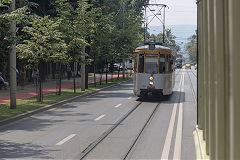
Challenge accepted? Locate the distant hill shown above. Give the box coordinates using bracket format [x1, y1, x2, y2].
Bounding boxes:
[148, 24, 197, 51]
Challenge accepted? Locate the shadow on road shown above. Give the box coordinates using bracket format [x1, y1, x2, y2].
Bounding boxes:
[136, 91, 185, 104]
[0, 140, 57, 159]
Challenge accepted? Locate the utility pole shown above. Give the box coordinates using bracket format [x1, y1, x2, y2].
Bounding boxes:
[144, 6, 147, 43]
[163, 5, 166, 44]
[9, 0, 16, 109]
[80, 2, 86, 91]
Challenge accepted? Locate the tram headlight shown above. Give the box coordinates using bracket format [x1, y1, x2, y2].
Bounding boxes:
[149, 76, 154, 81]
[149, 81, 154, 85]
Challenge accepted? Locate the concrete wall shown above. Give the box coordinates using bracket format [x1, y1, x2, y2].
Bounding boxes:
[197, 0, 240, 159]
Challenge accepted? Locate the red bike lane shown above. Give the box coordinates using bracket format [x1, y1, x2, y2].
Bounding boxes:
[0, 74, 125, 105]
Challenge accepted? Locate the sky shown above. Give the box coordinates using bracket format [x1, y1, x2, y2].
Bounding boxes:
[147, 0, 197, 26]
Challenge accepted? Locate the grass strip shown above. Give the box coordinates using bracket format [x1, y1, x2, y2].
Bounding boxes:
[0, 76, 132, 120]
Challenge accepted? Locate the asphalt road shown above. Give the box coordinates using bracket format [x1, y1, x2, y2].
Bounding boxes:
[0, 69, 197, 159]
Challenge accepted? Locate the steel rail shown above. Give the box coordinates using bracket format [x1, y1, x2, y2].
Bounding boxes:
[187, 71, 197, 104]
[123, 103, 160, 160]
[190, 69, 197, 78]
[175, 69, 181, 79]
[123, 71, 183, 159]
[79, 101, 143, 160]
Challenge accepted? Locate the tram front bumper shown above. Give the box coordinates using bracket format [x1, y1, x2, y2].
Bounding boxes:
[140, 89, 163, 94]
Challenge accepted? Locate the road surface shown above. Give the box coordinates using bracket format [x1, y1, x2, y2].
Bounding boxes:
[0, 69, 197, 159]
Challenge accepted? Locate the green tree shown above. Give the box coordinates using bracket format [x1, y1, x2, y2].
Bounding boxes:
[89, 0, 147, 81]
[16, 16, 69, 101]
[110, 0, 146, 78]
[0, 16, 11, 77]
[155, 29, 180, 55]
[185, 31, 197, 62]
[17, 16, 68, 66]
[89, 10, 115, 84]
[56, 0, 97, 90]
[0, 0, 29, 76]
[0, 0, 11, 7]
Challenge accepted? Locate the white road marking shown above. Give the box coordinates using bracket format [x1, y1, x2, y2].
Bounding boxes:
[56, 134, 76, 146]
[161, 74, 183, 159]
[115, 104, 122, 108]
[95, 114, 105, 121]
[173, 74, 184, 159]
[127, 97, 132, 99]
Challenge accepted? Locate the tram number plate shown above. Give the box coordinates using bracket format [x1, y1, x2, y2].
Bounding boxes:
[147, 85, 155, 89]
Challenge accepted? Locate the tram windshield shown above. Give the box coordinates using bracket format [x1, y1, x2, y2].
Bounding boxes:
[135, 53, 174, 74]
[145, 55, 158, 74]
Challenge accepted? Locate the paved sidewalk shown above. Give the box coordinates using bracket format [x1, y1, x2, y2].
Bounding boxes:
[0, 73, 127, 104]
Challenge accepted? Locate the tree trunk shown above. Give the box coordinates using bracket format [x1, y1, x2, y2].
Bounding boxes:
[73, 61, 77, 93]
[111, 71, 113, 82]
[123, 58, 126, 79]
[9, 0, 16, 109]
[85, 65, 88, 89]
[111, 61, 113, 82]
[38, 62, 44, 101]
[57, 63, 62, 95]
[100, 72, 102, 85]
[105, 61, 108, 84]
[94, 64, 96, 87]
[80, 52, 85, 91]
[118, 69, 120, 80]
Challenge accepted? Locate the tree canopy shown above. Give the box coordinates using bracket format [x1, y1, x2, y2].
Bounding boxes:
[151, 29, 181, 55]
[1, 0, 149, 71]
[185, 31, 197, 62]
[16, 16, 69, 68]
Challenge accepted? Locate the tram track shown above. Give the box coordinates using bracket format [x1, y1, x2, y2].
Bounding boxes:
[123, 102, 160, 160]
[122, 73, 184, 160]
[187, 71, 197, 104]
[80, 71, 183, 160]
[175, 69, 181, 79]
[123, 70, 183, 160]
[79, 100, 161, 160]
[79, 101, 143, 159]
[190, 69, 197, 78]
[122, 71, 183, 159]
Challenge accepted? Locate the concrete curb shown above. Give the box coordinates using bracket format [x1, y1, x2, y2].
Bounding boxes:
[193, 125, 209, 160]
[0, 78, 132, 127]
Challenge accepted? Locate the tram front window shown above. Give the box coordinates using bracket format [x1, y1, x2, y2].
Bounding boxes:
[145, 56, 158, 74]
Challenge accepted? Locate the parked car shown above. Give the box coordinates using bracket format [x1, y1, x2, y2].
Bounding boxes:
[185, 64, 191, 69]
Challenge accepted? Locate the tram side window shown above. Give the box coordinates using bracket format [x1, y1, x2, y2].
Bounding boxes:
[160, 54, 165, 73]
[170, 56, 174, 72]
[168, 56, 172, 72]
[170, 59, 174, 72]
[138, 54, 144, 73]
[165, 55, 170, 73]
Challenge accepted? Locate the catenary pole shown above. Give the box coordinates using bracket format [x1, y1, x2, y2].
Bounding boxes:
[163, 5, 166, 44]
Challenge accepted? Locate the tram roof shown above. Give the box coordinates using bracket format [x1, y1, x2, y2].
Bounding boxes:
[134, 43, 172, 55]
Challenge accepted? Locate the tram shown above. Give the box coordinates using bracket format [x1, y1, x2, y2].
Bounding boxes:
[176, 58, 183, 68]
[133, 42, 175, 97]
